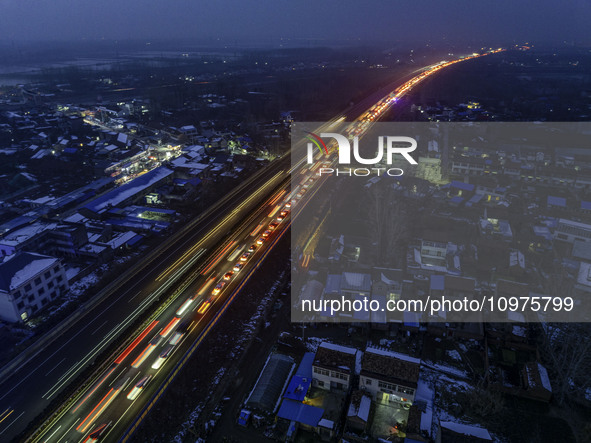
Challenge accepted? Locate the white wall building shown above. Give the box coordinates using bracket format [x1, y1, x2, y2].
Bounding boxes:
[0, 252, 69, 322]
[312, 342, 360, 392]
[360, 347, 420, 405]
[553, 219, 591, 244]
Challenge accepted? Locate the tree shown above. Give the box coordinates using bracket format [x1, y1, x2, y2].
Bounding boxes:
[365, 180, 410, 267]
[541, 322, 591, 405]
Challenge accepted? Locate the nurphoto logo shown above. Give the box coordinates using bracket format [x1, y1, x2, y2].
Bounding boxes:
[305, 131, 418, 176]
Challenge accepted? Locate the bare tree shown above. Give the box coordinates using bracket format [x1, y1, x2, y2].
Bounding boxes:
[365, 181, 410, 267]
[541, 322, 591, 405]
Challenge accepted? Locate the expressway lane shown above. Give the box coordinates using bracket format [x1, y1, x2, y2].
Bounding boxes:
[34, 179, 296, 443]
[0, 157, 289, 442]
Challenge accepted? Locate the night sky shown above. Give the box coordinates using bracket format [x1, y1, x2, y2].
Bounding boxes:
[0, 0, 589, 46]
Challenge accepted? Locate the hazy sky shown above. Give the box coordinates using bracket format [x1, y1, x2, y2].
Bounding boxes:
[0, 0, 589, 46]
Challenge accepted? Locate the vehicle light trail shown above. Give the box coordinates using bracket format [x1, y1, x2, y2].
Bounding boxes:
[268, 190, 286, 206]
[197, 276, 216, 296]
[114, 320, 159, 365]
[70, 366, 116, 414]
[131, 342, 158, 369]
[76, 386, 120, 433]
[200, 241, 237, 275]
[159, 317, 181, 338]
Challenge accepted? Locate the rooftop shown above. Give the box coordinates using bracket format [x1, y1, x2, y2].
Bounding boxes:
[0, 252, 58, 292]
[314, 342, 357, 373]
[361, 347, 420, 386]
[83, 167, 173, 214]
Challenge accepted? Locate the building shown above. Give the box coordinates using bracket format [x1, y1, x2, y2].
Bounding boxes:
[346, 390, 372, 432]
[340, 272, 372, 299]
[312, 342, 358, 391]
[553, 219, 591, 244]
[429, 275, 476, 301]
[420, 233, 448, 268]
[522, 362, 552, 402]
[0, 222, 56, 257]
[436, 421, 492, 443]
[245, 353, 295, 413]
[360, 347, 420, 404]
[0, 252, 69, 322]
[80, 166, 174, 218]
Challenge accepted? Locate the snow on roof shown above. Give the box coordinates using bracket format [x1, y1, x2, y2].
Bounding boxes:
[0, 252, 58, 292]
[23, 195, 54, 205]
[547, 195, 566, 207]
[325, 274, 341, 294]
[84, 167, 173, 213]
[171, 158, 209, 171]
[314, 342, 358, 372]
[0, 222, 56, 247]
[20, 172, 37, 182]
[180, 125, 197, 132]
[380, 272, 398, 286]
[63, 212, 87, 223]
[319, 342, 357, 355]
[365, 346, 420, 364]
[440, 421, 492, 440]
[106, 231, 138, 249]
[341, 272, 371, 292]
[347, 391, 371, 421]
[80, 243, 108, 254]
[31, 149, 50, 159]
[525, 362, 552, 392]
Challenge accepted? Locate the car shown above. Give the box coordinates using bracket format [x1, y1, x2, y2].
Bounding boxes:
[284, 202, 292, 209]
[233, 262, 244, 272]
[240, 252, 250, 262]
[127, 375, 152, 400]
[277, 214, 285, 222]
[256, 237, 265, 245]
[151, 346, 173, 370]
[197, 300, 211, 314]
[169, 320, 191, 346]
[212, 281, 226, 295]
[280, 209, 289, 217]
[248, 244, 257, 253]
[268, 222, 279, 230]
[223, 271, 234, 280]
[262, 230, 271, 238]
[83, 423, 110, 442]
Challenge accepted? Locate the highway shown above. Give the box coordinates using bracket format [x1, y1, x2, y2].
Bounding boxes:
[0, 48, 504, 443]
[0, 155, 290, 442]
[33, 178, 297, 443]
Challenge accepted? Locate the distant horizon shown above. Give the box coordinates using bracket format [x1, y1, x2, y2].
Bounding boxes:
[1, 1, 589, 46]
[0, 37, 586, 54]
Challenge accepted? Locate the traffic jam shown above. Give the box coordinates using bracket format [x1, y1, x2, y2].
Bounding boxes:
[67, 188, 299, 442]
